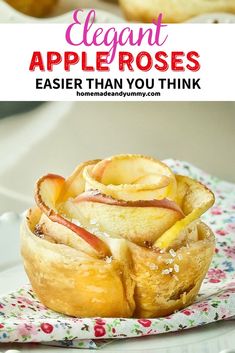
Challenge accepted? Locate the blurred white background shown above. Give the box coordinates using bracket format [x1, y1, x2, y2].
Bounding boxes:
[0, 101, 234, 213]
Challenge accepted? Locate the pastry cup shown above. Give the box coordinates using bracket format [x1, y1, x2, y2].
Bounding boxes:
[21, 207, 135, 318]
[21, 208, 214, 318]
[129, 221, 215, 317]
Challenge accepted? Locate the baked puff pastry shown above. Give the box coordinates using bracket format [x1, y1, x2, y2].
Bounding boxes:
[5, 0, 58, 17]
[119, 0, 235, 23]
[21, 154, 215, 318]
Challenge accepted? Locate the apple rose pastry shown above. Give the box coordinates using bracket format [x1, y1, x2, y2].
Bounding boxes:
[5, 0, 58, 17]
[119, 0, 235, 23]
[21, 154, 215, 318]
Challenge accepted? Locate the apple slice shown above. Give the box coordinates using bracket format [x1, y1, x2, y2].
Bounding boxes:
[84, 164, 170, 201]
[62, 191, 184, 246]
[132, 174, 169, 185]
[58, 159, 100, 202]
[92, 154, 173, 185]
[36, 213, 99, 257]
[154, 175, 215, 249]
[75, 190, 184, 214]
[83, 154, 177, 201]
[35, 174, 111, 257]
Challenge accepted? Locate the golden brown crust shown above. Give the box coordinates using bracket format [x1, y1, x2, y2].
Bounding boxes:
[21, 208, 215, 318]
[118, 0, 235, 23]
[130, 222, 214, 317]
[21, 208, 135, 318]
[5, 0, 58, 17]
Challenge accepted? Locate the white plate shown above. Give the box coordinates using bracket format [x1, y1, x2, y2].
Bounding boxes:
[0, 213, 235, 353]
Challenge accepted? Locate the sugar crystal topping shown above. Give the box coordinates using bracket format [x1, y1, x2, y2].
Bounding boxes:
[174, 264, 180, 273]
[105, 256, 113, 264]
[169, 249, 176, 258]
[161, 268, 173, 275]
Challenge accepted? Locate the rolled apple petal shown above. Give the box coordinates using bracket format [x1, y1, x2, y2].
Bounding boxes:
[35, 173, 65, 211]
[83, 154, 177, 201]
[38, 213, 100, 257]
[35, 174, 111, 257]
[154, 176, 215, 249]
[132, 173, 169, 184]
[58, 159, 100, 202]
[84, 165, 169, 201]
[63, 195, 183, 245]
[92, 154, 173, 184]
[74, 190, 184, 214]
[84, 165, 170, 194]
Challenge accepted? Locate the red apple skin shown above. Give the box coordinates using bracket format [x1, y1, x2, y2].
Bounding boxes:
[74, 190, 184, 217]
[35, 174, 111, 258]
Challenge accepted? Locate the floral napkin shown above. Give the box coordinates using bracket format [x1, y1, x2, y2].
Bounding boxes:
[0, 160, 235, 348]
